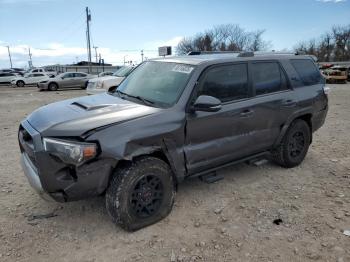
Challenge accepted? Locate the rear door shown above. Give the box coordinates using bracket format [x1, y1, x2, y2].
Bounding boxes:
[247, 60, 297, 151]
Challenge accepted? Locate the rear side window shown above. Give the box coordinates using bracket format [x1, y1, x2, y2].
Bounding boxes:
[252, 62, 288, 96]
[291, 59, 322, 86]
[199, 63, 249, 102]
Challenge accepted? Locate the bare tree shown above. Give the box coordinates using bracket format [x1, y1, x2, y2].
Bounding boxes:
[295, 24, 350, 62]
[176, 24, 269, 54]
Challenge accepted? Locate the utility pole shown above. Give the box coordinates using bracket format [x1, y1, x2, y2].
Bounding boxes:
[85, 7, 92, 73]
[141, 50, 144, 62]
[6, 46, 12, 68]
[93, 46, 98, 63]
[28, 48, 33, 68]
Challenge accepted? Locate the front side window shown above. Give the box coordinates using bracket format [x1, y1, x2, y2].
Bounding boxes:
[291, 59, 322, 86]
[114, 61, 195, 107]
[252, 62, 288, 96]
[74, 73, 86, 77]
[198, 63, 249, 102]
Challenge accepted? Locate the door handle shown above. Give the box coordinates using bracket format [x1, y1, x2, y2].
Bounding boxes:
[281, 100, 297, 107]
[240, 109, 254, 117]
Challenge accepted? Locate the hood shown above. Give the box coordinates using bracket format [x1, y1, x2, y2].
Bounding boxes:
[26, 93, 159, 137]
[89, 75, 119, 83]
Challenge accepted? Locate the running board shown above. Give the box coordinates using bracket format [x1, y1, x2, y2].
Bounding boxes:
[199, 172, 224, 184]
[186, 151, 270, 180]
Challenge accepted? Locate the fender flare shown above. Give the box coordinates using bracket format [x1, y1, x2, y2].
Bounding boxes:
[274, 107, 313, 147]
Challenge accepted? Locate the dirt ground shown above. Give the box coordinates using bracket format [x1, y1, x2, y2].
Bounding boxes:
[0, 84, 349, 262]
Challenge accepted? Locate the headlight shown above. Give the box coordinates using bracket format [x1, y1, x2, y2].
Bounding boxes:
[43, 138, 97, 165]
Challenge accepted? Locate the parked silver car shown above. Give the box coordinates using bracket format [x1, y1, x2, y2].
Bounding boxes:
[37, 72, 95, 91]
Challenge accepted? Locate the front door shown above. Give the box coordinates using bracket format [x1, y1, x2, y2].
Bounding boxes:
[60, 73, 75, 88]
[185, 63, 255, 174]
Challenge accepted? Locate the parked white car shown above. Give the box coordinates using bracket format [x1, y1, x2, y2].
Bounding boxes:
[24, 68, 57, 77]
[98, 71, 114, 77]
[0, 72, 20, 84]
[86, 66, 134, 95]
[11, 73, 50, 87]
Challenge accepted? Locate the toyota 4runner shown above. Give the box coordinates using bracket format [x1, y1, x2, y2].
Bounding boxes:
[18, 52, 328, 231]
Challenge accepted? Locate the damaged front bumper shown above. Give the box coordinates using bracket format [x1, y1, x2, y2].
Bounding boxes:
[18, 120, 115, 202]
[20, 151, 54, 201]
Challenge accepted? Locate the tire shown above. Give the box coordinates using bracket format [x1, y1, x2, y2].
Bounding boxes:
[273, 119, 311, 168]
[81, 82, 88, 89]
[48, 82, 58, 91]
[106, 156, 175, 231]
[16, 80, 25, 87]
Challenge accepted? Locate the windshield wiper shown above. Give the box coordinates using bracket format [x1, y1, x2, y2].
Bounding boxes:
[115, 90, 154, 106]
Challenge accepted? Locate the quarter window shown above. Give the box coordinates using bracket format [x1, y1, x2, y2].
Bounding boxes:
[252, 62, 288, 95]
[198, 64, 249, 102]
[291, 59, 322, 86]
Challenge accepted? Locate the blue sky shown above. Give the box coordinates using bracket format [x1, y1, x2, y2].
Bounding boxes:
[0, 0, 349, 68]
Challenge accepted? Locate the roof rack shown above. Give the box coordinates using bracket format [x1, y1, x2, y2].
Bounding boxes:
[186, 50, 317, 61]
[187, 51, 241, 56]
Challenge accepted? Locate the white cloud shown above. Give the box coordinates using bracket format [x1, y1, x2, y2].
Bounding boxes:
[0, 36, 183, 68]
[316, 0, 347, 3]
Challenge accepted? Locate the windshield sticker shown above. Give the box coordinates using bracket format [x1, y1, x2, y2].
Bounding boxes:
[172, 65, 194, 74]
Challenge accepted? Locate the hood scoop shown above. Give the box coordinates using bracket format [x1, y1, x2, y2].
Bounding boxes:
[71, 101, 114, 111]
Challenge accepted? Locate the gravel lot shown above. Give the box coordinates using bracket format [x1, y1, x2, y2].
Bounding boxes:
[0, 84, 349, 262]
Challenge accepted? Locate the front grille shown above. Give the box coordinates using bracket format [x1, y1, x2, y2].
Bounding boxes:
[19, 125, 37, 168]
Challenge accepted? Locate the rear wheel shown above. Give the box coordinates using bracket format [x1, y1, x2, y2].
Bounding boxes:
[106, 156, 175, 231]
[48, 83, 58, 91]
[273, 119, 311, 168]
[16, 80, 24, 87]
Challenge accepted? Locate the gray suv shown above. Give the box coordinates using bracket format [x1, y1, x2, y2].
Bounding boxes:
[18, 52, 328, 231]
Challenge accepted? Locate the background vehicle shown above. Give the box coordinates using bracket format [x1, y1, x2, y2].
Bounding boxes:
[37, 72, 95, 91]
[321, 65, 348, 84]
[0, 72, 19, 84]
[98, 71, 114, 77]
[19, 52, 327, 231]
[11, 73, 50, 87]
[25, 68, 57, 77]
[86, 66, 134, 95]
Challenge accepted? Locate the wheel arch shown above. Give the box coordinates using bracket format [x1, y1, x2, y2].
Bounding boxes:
[110, 148, 180, 191]
[275, 112, 313, 147]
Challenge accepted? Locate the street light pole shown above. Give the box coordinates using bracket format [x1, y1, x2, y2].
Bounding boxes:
[6, 46, 12, 68]
[141, 50, 144, 62]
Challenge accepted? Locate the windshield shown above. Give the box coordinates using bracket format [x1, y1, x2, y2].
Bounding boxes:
[113, 66, 134, 77]
[113, 61, 195, 107]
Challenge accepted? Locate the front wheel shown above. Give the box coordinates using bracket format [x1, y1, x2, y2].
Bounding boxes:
[48, 83, 58, 91]
[273, 119, 311, 168]
[106, 157, 175, 231]
[16, 80, 25, 87]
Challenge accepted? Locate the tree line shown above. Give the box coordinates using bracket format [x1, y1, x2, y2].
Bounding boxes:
[295, 25, 350, 62]
[176, 24, 270, 54]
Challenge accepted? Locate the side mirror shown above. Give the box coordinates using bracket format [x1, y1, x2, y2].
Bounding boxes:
[108, 85, 119, 93]
[192, 95, 222, 112]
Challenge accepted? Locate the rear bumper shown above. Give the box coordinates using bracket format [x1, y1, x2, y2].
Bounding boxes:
[312, 106, 328, 132]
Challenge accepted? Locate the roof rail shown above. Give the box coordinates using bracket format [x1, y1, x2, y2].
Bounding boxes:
[187, 51, 241, 56]
[186, 50, 315, 59]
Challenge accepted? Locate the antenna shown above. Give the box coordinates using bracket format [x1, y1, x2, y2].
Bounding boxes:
[86, 7, 92, 73]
